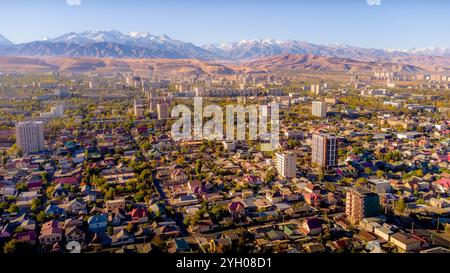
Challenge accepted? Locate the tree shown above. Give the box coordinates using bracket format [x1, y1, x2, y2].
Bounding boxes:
[36, 211, 46, 223]
[16, 182, 27, 191]
[396, 199, 406, 213]
[151, 235, 166, 252]
[0, 201, 10, 210]
[31, 198, 40, 213]
[325, 182, 336, 192]
[126, 222, 134, 233]
[355, 177, 368, 187]
[445, 224, 450, 235]
[414, 169, 424, 178]
[376, 170, 384, 178]
[175, 155, 185, 166]
[7, 204, 18, 214]
[194, 159, 203, 175]
[265, 169, 276, 183]
[3, 239, 31, 253]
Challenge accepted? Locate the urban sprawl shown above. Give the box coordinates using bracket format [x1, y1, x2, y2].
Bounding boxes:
[0, 69, 449, 254]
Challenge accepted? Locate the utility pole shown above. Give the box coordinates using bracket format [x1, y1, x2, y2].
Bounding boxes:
[436, 217, 440, 233]
[411, 221, 414, 234]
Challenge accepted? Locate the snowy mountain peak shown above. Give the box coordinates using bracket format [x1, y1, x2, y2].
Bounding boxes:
[128, 32, 152, 39]
[0, 34, 13, 46]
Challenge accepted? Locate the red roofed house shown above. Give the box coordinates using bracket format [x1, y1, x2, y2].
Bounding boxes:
[14, 230, 37, 245]
[53, 176, 79, 185]
[39, 220, 63, 246]
[301, 218, 323, 236]
[433, 177, 450, 194]
[303, 193, 321, 207]
[228, 201, 245, 218]
[129, 207, 149, 223]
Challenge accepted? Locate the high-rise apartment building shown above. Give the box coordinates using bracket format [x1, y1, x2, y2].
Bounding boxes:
[275, 152, 297, 179]
[345, 187, 380, 224]
[311, 84, 322, 96]
[157, 103, 169, 120]
[312, 101, 328, 118]
[134, 100, 144, 119]
[16, 121, 45, 154]
[312, 133, 338, 168]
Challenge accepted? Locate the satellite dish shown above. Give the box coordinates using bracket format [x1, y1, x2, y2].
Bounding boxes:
[66, 241, 81, 253]
[366, 241, 381, 251]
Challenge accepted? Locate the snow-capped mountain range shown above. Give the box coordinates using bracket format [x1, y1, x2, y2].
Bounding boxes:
[0, 30, 450, 60]
[0, 34, 13, 46]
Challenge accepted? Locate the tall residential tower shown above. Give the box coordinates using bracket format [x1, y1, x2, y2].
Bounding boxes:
[275, 152, 297, 179]
[312, 133, 338, 168]
[16, 121, 45, 154]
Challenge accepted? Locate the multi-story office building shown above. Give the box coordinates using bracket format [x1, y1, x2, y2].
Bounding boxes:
[312, 133, 338, 168]
[16, 121, 45, 154]
[312, 101, 328, 118]
[345, 187, 380, 224]
[275, 152, 297, 179]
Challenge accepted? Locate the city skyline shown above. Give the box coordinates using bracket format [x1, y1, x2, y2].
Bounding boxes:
[0, 0, 450, 50]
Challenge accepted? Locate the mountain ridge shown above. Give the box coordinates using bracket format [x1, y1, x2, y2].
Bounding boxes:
[1, 31, 450, 73]
[0, 34, 13, 46]
[0, 53, 438, 75]
[1, 30, 450, 60]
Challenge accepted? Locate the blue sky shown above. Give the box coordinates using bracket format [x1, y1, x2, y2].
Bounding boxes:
[0, 0, 449, 49]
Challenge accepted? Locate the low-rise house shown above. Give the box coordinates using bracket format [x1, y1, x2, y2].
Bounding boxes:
[17, 191, 39, 202]
[168, 238, 191, 253]
[64, 218, 83, 229]
[20, 219, 36, 231]
[65, 226, 85, 242]
[228, 201, 245, 218]
[65, 199, 87, 215]
[433, 177, 450, 194]
[176, 194, 198, 206]
[303, 242, 326, 253]
[301, 218, 323, 236]
[171, 169, 187, 184]
[429, 198, 449, 208]
[154, 223, 180, 238]
[189, 220, 217, 233]
[374, 226, 394, 241]
[39, 220, 63, 245]
[303, 193, 321, 207]
[88, 214, 108, 232]
[129, 208, 149, 223]
[304, 183, 321, 194]
[106, 198, 126, 212]
[111, 228, 134, 246]
[266, 191, 283, 203]
[14, 230, 37, 245]
[389, 232, 422, 252]
[45, 204, 67, 218]
[52, 184, 69, 198]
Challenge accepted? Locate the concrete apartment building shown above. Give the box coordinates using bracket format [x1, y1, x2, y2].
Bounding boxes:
[312, 101, 328, 118]
[311, 84, 322, 96]
[16, 121, 45, 154]
[157, 103, 169, 120]
[312, 133, 338, 168]
[345, 187, 380, 224]
[133, 100, 144, 119]
[275, 152, 297, 179]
